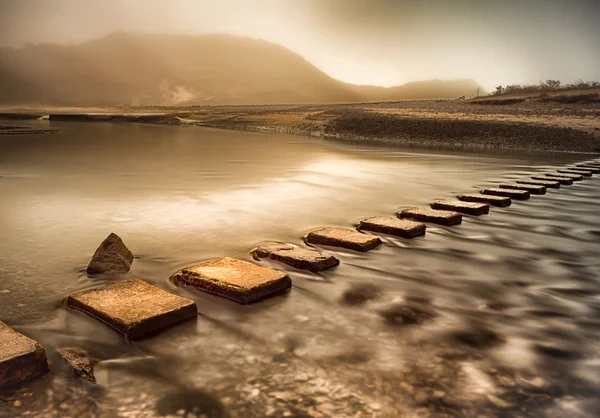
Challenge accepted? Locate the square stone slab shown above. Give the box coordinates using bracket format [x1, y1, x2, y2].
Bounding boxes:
[254, 242, 339, 271]
[516, 179, 560, 189]
[176, 257, 292, 304]
[499, 183, 546, 195]
[431, 200, 489, 215]
[457, 193, 511, 207]
[533, 175, 573, 185]
[575, 165, 600, 173]
[306, 227, 382, 252]
[548, 172, 582, 180]
[358, 216, 426, 238]
[578, 163, 600, 169]
[399, 208, 462, 226]
[557, 169, 591, 177]
[67, 278, 197, 338]
[481, 188, 530, 200]
[1, 321, 49, 389]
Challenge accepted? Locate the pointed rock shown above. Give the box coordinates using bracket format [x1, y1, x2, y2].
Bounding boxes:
[176, 257, 291, 304]
[0, 321, 49, 389]
[358, 216, 426, 238]
[254, 242, 339, 271]
[86, 233, 134, 275]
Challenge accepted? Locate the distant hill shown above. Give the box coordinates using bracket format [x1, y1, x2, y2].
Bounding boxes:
[0, 33, 482, 106]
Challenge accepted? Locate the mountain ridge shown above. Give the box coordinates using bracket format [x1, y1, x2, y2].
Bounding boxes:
[0, 33, 482, 106]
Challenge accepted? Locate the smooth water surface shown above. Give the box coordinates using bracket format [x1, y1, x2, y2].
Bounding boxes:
[1, 121, 599, 417]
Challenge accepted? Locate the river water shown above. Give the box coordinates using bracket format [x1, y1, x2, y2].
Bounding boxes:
[1, 120, 599, 417]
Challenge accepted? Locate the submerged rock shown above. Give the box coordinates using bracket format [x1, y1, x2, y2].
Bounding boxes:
[86, 233, 134, 275]
[378, 302, 437, 325]
[57, 348, 96, 383]
[341, 283, 380, 306]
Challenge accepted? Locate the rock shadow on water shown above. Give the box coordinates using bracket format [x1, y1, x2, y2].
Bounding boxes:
[155, 390, 226, 418]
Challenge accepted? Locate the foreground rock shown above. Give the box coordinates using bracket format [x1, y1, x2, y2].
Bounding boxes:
[481, 188, 530, 200]
[557, 168, 591, 177]
[516, 179, 560, 189]
[306, 227, 382, 252]
[499, 183, 546, 195]
[0, 321, 49, 389]
[431, 200, 489, 215]
[57, 348, 96, 383]
[548, 172, 582, 180]
[533, 175, 573, 185]
[358, 216, 426, 238]
[254, 242, 339, 271]
[457, 193, 511, 207]
[399, 208, 462, 226]
[68, 278, 197, 338]
[86, 233, 134, 275]
[176, 257, 291, 304]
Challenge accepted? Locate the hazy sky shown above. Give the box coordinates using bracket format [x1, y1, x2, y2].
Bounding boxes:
[1, 0, 599, 89]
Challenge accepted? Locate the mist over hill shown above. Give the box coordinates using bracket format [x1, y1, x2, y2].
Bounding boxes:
[0, 33, 482, 106]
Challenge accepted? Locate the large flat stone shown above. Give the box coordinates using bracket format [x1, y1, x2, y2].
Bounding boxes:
[457, 193, 511, 207]
[481, 188, 530, 200]
[578, 163, 600, 169]
[358, 216, 426, 238]
[516, 179, 560, 189]
[68, 278, 197, 338]
[574, 165, 600, 173]
[399, 208, 462, 226]
[431, 200, 489, 215]
[254, 242, 339, 271]
[176, 257, 291, 304]
[86, 233, 134, 275]
[548, 172, 582, 180]
[557, 169, 591, 177]
[306, 227, 382, 252]
[499, 183, 546, 195]
[533, 175, 573, 185]
[0, 321, 49, 389]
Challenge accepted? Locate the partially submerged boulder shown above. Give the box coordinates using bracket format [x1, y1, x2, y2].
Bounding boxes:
[0, 321, 49, 389]
[86, 233, 134, 275]
[254, 242, 339, 271]
[57, 348, 96, 383]
[176, 257, 291, 304]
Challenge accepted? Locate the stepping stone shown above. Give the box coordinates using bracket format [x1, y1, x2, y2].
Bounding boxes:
[0, 321, 49, 389]
[457, 193, 511, 207]
[68, 278, 197, 338]
[86, 233, 134, 275]
[516, 179, 560, 189]
[558, 169, 591, 177]
[533, 175, 573, 185]
[254, 242, 339, 271]
[499, 183, 546, 195]
[358, 216, 426, 238]
[399, 208, 462, 226]
[176, 257, 291, 304]
[574, 165, 600, 173]
[306, 227, 382, 252]
[549, 172, 582, 180]
[431, 200, 489, 215]
[481, 188, 530, 200]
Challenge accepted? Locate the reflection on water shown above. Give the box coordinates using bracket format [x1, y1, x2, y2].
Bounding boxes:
[1, 121, 599, 417]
